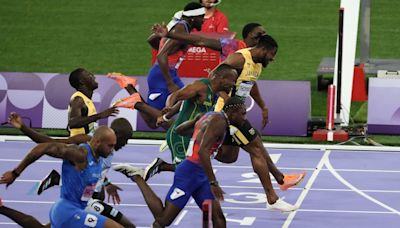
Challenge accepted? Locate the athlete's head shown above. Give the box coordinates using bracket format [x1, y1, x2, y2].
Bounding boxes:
[223, 97, 246, 126]
[210, 63, 238, 93]
[69, 68, 98, 91]
[110, 118, 133, 151]
[254, 34, 278, 68]
[91, 126, 116, 158]
[242, 23, 266, 47]
[199, 0, 221, 9]
[183, 2, 205, 31]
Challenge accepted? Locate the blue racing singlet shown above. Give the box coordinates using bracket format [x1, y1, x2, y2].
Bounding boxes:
[60, 143, 102, 208]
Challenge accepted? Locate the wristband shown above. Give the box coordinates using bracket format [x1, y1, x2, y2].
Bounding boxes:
[12, 169, 20, 178]
[209, 180, 219, 186]
[162, 114, 170, 122]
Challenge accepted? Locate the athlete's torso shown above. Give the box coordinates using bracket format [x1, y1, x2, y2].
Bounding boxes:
[233, 48, 262, 99]
[68, 91, 97, 136]
[158, 20, 190, 68]
[171, 79, 216, 130]
[186, 112, 226, 163]
[60, 143, 102, 208]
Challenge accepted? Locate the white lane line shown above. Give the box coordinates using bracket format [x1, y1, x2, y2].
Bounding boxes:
[325, 155, 400, 216]
[2, 200, 397, 214]
[320, 168, 400, 173]
[282, 150, 331, 228]
[173, 210, 188, 225]
[298, 209, 395, 214]
[3, 158, 400, 173]
[12, 179, 400, 193]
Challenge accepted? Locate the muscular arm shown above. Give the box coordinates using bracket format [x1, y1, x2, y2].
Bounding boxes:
[250, 82, 267, 109]
[157, 24, 188, 92]
[250, 82, 269, 128]
[159, 81, 204, 123]
[68, 96, 97, 128]
[16, 143, 85, 174]
[198, 117, 226, 185]
[9, 112, 91, 144]
[68, 97, 117, 128]
[21, 124, 90, 144]
[0, 143, 85, 186]
[166, 80, 206, 109]
[175, 113, 204, 136]
[163, 100, 182, 119]
[167, 32, 222, 51]
[147, 33, 161, 50]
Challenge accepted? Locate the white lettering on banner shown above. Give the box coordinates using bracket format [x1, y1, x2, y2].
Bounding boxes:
[225, 214, 256, 226]
[224, 192, 266, 204]
[188, 47, 207, 53]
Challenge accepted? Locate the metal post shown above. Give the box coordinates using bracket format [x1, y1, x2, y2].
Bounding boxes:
[359, 0, 371, 64]
[336, 8, 344, 116]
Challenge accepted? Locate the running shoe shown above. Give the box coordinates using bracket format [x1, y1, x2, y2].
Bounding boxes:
[107, 72, 137, 88]
[112, 164, 144, 178]
[279, 171, 306, 191]
[112, 93, 142, 110]
[143, 158, 164, 181]
[266, 198, 298, 212]
[37, 169, 61, 195]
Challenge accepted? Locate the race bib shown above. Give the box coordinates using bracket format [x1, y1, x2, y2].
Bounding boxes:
[81, 184, 96, 201]
[236, 81, 254, 98]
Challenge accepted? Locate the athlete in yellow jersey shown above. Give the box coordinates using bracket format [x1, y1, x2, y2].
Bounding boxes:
[67, 68, 119, 136]
[215, 47, 264, 118]
[214, 35, 306, 212]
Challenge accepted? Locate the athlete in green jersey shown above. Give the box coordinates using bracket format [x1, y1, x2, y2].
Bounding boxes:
[158, 64, 237, 165]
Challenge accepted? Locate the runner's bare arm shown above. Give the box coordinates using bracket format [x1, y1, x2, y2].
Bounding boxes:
[153, 23, 222, 51]
[157, 24, 188, 93]
[0, 143, 85, 187]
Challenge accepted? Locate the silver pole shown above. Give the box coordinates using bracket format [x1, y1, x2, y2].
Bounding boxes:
[359, 0, 371, 64]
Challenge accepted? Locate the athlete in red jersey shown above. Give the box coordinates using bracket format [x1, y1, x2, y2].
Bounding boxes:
[113, 97, 246, 228]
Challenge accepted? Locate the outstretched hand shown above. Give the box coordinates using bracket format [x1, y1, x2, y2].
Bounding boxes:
[105, 183, 123, 205]
[152, 23, 168, 38]
[98, 107, 119, 119]
[0, 170, 17, 188]
[8, 112, 24, 129]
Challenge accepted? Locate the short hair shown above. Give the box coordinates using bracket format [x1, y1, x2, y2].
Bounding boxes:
[184, 2, 203, 11]
[110, 118, 133, 137]
[69, 68, 86, 90]
[223, 96, 245, 112]
[212, 63, 236, 78]
[256, 34, 278, 51]
[242, 23, 262, 39]
[199, 0, 220, 4]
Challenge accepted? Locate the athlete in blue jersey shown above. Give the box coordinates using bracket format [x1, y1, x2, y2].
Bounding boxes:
[0, 126, 127, 228]
[2, 112, 135, 227]
[146, 2, 205, 109]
